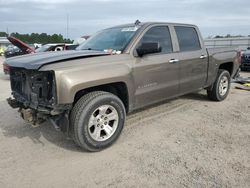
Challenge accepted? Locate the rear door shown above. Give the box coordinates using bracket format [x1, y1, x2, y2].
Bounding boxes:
[132, 25, 179, 108]
[173, 26, 208, 94]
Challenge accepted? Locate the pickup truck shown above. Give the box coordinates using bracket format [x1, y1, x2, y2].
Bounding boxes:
[240, 47, 250, 71]
[5, 21, 240, 151]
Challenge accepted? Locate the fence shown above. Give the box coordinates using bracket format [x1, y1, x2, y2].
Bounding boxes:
[204, 37, 250, 50]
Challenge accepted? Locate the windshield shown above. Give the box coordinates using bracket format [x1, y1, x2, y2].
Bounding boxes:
[77, 26, 140, 52]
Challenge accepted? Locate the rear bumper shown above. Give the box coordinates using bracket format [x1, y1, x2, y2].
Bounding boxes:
[240, 58, 250, 66]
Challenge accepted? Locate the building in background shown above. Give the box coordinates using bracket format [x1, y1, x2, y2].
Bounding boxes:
[0, 37, 11, 50]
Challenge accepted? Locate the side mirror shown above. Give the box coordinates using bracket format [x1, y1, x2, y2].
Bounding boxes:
[136, 42, 162, 57]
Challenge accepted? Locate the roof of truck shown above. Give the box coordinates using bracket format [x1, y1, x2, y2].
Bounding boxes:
[109, 22, 197, 29]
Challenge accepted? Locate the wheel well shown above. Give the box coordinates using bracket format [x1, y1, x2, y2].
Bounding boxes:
[74, 82, 129, 113]
[219, 62, 233, 75]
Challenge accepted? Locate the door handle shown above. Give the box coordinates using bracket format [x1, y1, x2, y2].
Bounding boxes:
[200, 55, 207, 59]
[169, 59, 179, 63]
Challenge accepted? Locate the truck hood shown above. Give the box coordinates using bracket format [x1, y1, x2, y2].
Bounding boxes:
[5, 50, 110, 70]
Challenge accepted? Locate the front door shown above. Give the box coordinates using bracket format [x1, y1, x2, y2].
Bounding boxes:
[132, 25, 179, 109]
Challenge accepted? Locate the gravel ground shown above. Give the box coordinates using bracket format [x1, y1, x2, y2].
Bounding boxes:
[0, 56, 250, 188]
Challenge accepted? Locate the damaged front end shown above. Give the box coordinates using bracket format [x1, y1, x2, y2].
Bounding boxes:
[7, 67, 71, 131]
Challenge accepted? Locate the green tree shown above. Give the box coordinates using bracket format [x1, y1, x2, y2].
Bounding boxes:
[0, 32, 8, 37]
[9, 32, 73, 44]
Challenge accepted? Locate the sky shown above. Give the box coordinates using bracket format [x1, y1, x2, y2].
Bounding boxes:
[0, 0, 250, 39]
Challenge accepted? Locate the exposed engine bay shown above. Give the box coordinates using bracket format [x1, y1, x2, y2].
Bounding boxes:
[9, 68, 56, 107]
[7, 67, 70, 128]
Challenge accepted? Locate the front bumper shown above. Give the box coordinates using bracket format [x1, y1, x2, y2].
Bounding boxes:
[241, 62, 250, 69]
[7, 97, 71, 115]
[7, 97, 72, 129]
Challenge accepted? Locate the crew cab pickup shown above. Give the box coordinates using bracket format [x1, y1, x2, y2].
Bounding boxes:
[5, 22, 240, 151]
[240, 47, 250, 71]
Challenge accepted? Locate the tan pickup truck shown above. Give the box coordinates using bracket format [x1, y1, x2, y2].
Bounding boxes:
[6, 21, 240, 151]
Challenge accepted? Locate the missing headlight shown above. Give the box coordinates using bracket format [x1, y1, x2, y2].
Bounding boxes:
[10, 68, 56, 108]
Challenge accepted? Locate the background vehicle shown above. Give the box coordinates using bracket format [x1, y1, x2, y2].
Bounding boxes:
[73, 36, 90, 45]
[6, 22, 240, 151]
[5, 37, 78, 59]
[3, 41, 78, 74]
[35, 43, 78, 52]
[4, 37, 35, 58]
[4, 45, 23, 58]
[240, 47, 250, 71]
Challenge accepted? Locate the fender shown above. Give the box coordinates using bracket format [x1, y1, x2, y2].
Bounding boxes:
[54, 63, 135, 108]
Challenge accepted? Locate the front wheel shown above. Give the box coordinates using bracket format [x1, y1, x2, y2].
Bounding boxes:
[70, 91, 126, 152]
[207, 69, 231, 101]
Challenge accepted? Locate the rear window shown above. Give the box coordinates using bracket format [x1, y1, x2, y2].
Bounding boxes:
[174, 26, 201, 52]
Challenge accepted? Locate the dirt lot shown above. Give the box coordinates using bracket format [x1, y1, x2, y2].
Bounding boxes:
[0, 56, 249, 188]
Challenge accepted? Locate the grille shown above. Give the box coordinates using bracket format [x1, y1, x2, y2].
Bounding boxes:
[243, 54, 250, 63]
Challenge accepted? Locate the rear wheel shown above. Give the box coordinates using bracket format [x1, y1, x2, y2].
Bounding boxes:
[70, 91, 126, 151]
[207, 69, 231, 101]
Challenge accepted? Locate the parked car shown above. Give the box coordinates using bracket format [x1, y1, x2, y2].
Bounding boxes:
[240, 47, 250, 71]
[5, 36, 78, 59]
[3, 45, 25, 74]
[4, 37, 35, 58]
[35, 43, 78, 52]
[6, 21, 240, 151]
[4, 45, 26, 59]
[3, 40, 78, 74]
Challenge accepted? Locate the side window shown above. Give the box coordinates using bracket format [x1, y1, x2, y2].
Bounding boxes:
[140, 26, 173, 54]
[174, 26, 201, 52]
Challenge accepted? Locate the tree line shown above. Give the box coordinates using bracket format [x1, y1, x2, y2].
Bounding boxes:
[207, 34, 250, 39]
[214, 34, 250, 38]
[0, 32, 72, 44]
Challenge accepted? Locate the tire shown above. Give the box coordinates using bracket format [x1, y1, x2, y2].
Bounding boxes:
[70, 91, 126, 152]
[207, 69, 231, 101]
